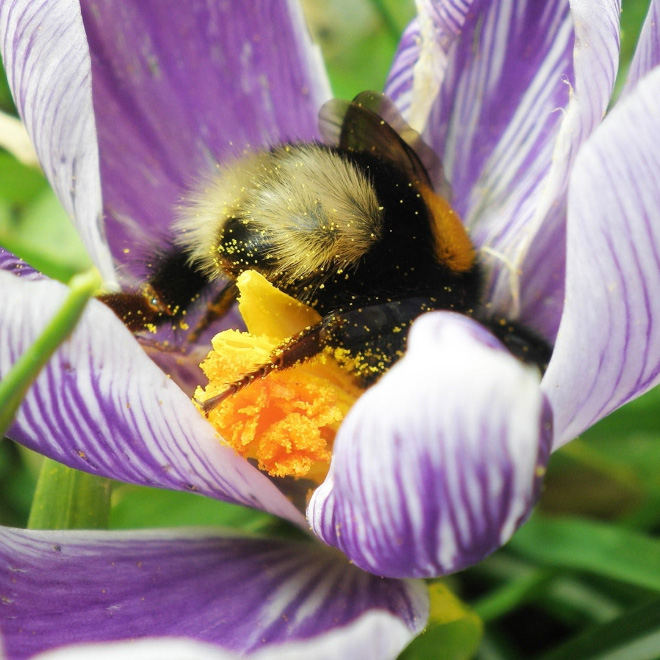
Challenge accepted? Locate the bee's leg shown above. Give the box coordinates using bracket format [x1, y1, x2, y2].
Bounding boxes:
[99, 287, 176, 332]
[197, 298, 556, 414]
[99, 247, 209, 332]
[198, 298, 436, 413]
[197, 321, 328, 412]
[187, 280, 239, 344]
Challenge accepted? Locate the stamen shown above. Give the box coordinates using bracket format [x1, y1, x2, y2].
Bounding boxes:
[195, 271, 362, 482]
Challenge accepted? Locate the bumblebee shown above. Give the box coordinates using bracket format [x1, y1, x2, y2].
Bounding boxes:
[102, 92, 550, 410]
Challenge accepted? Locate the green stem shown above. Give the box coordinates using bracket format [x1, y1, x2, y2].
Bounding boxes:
[28, 457, 111, 530]
[0, 267, 101, 437]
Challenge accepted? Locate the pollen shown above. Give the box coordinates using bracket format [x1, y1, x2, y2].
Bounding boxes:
[195, 271, 362, 482]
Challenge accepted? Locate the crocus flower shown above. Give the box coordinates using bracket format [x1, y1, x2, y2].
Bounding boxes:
[2, 0, 660, 658]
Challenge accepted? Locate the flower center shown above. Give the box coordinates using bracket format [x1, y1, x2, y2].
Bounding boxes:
[195, 271, 363, 483]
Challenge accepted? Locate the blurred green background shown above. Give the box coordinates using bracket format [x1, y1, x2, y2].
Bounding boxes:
[1, 1, 660, 658]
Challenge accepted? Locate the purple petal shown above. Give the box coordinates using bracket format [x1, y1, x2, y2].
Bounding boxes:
[79, 0, 331, 282]
[0, 0, 115, 283]
[0, 528, 427, 660]
[624, 0, 660, 95]
[1, 271, 303, 525]
[0, 249, 41, 280]
[309, 313, 552, 578]
[516, 0, 621, 341]
[543, 66, 660, 447]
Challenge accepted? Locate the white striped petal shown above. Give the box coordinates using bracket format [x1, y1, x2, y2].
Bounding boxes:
[0, 0, 115, 284]
[385, 0, 474, 131]
[309, 313, 552, 578]
[393, 1, 574, 341]
[515, 0, 621, 339]
[543, 66, 660, 447]
[389, 2, 620, 343]
[0, 271, 303, 525]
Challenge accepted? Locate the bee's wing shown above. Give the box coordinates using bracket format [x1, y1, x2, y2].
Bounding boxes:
[319, 91, 452, 200]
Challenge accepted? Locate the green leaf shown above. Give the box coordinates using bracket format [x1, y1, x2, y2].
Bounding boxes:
[540, 387, 660, 529]
[302, 0, 414, 99]
[471, 554, 624, 626]
[0, 267, 102, 437]
[367, 0, 408, 43]
[581, 386, 660, 443]
[110, 484, 282, 534]
[28, 457, 111, 530]
[613, 0, 652, 101]
[509, 515, 660, 592]
[400, 583, 483, 660]
[0, 152, 46, 204]
[538, 597, 660, 660]
[0, 185, 92, 283]
[0, 63, 17, 114]
[472, 568, 555, 622]
[0, 438, 38, 526]
[576, 389, 660, 498]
